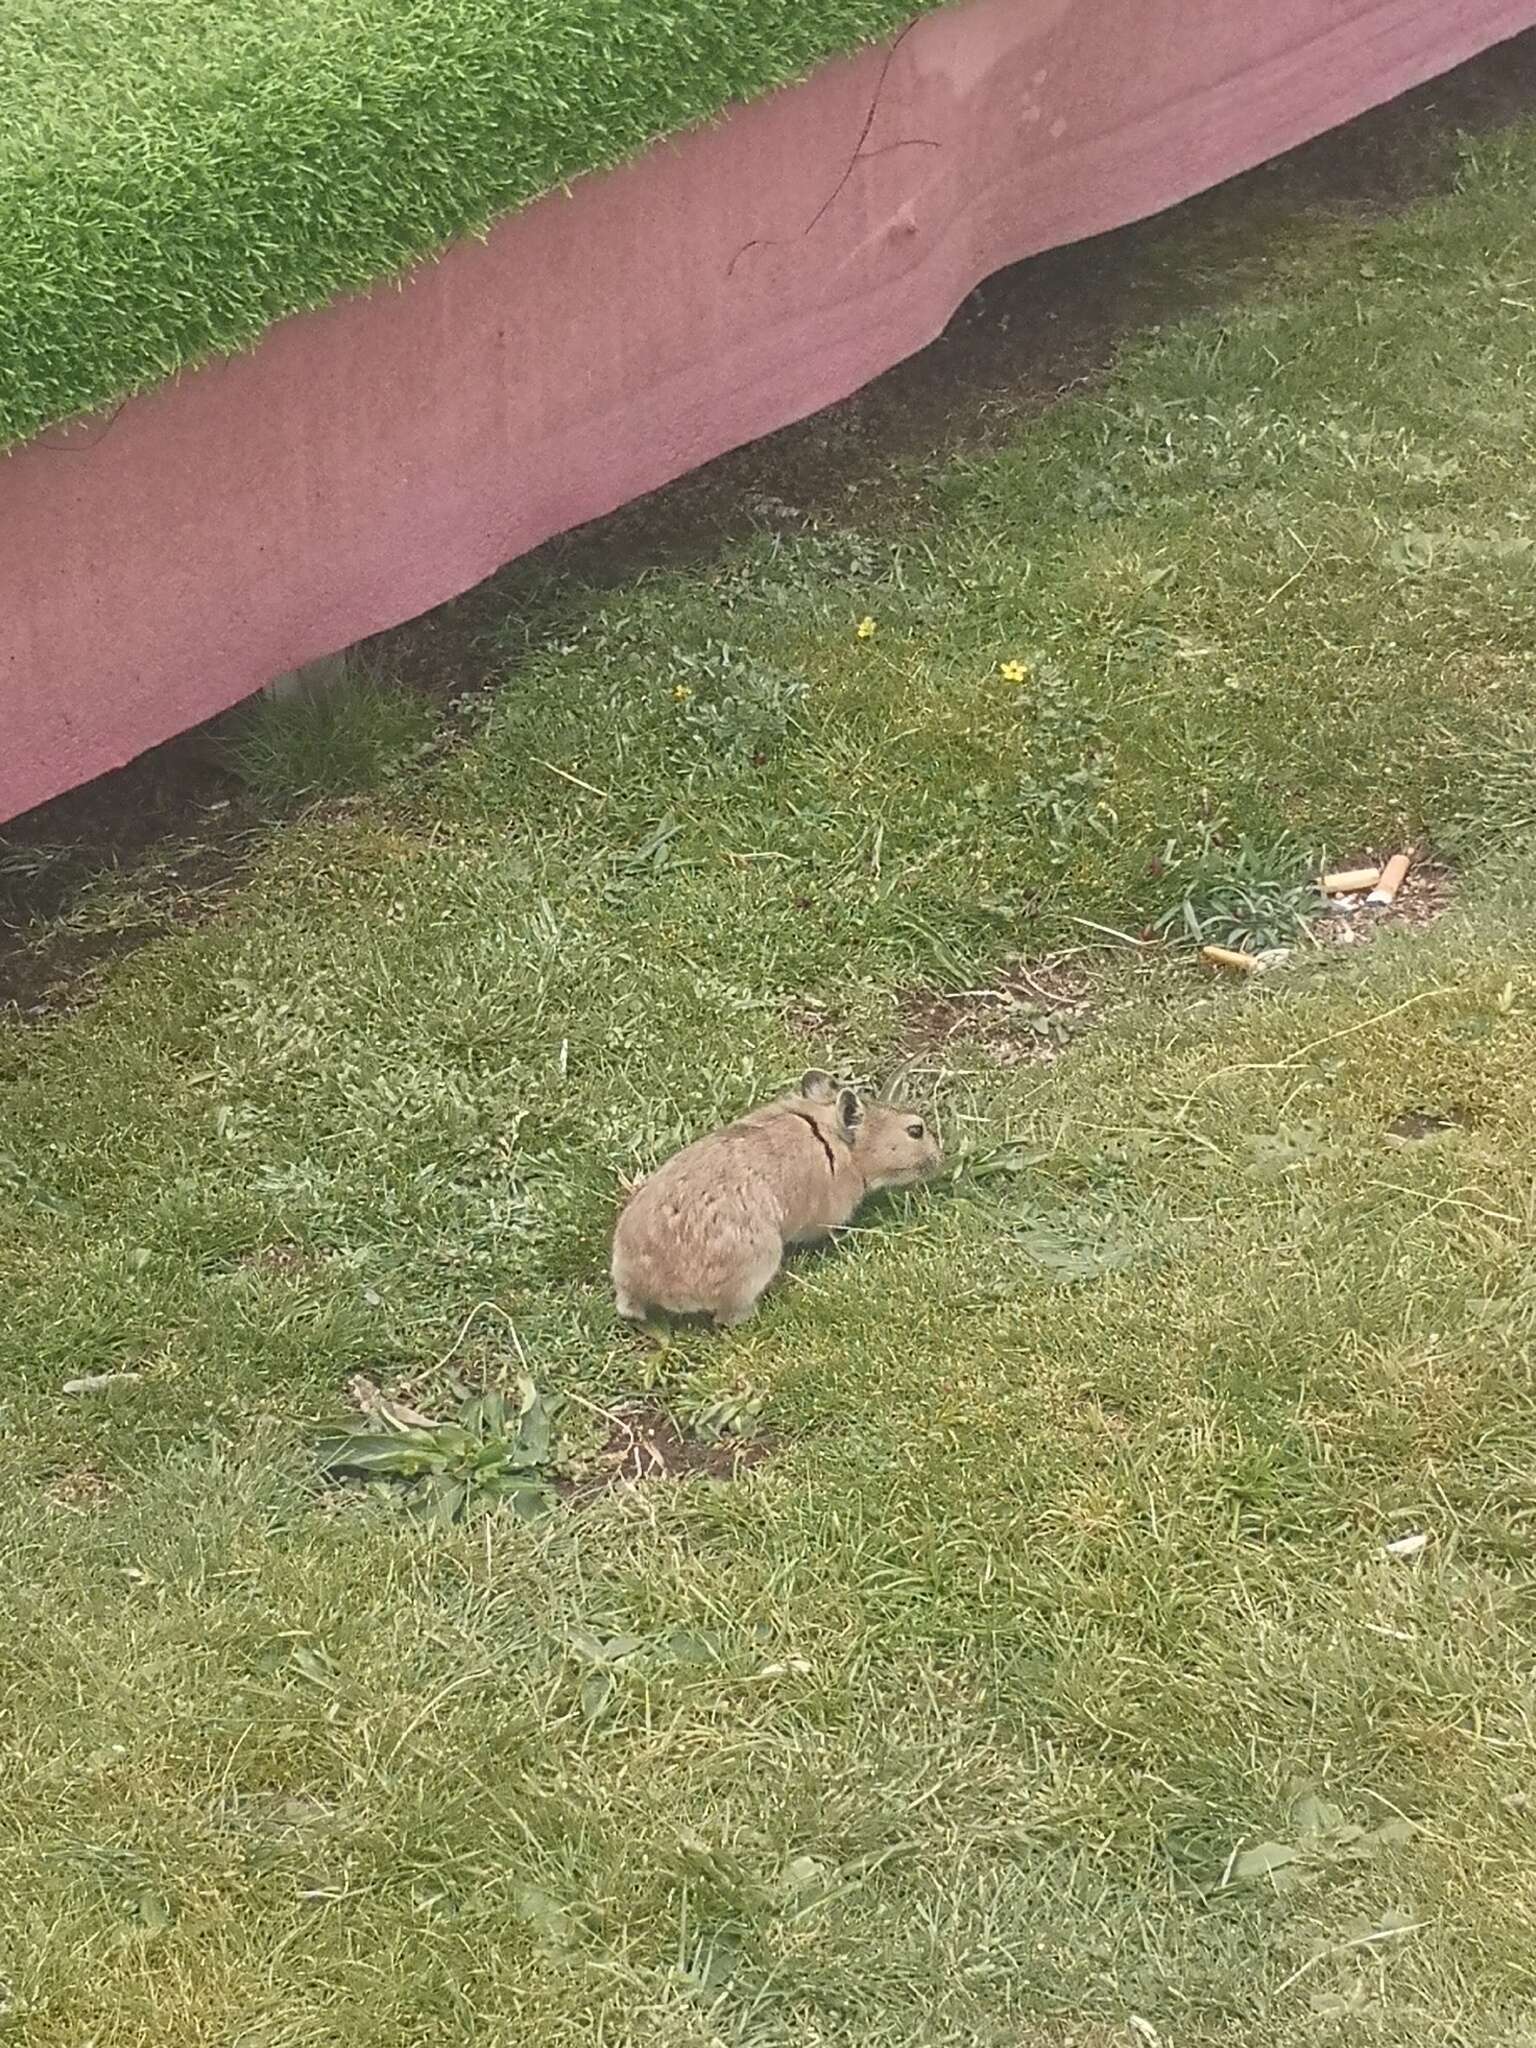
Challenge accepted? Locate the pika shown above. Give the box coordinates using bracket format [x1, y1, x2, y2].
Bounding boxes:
[611, 1070, 943, 1327]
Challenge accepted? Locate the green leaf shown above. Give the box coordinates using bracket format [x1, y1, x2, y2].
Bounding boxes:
[660, 1628, 720, 1664]
[508, 1482, 554, 1523]
[781, 1853, 832, 1895]
[429, 1423, 476, 1459]
[1293, 1791, 1348, 1841]
[1310, 1987, 1370, 2019]
[291, 1644, 340, 1688]
[680, 1931, 742, 1995]
[1372, 1818, 1419, 1849]
[127, 1889, 173, 1935]
[690, 1392, 760, 1443]
[478, 1471, 553, 1519]
[493, 1442, 545, 1473]
[411, 1476, 469, 1526]
[518, 1388, 556, 1463]
[1342, 1815, 1419, 1860]
[317, 1431, 442, 1476]
[460, 1390, 508, 1438]
[1229, 1839, 1301, 1882]
[580, 1671, 614, 1722]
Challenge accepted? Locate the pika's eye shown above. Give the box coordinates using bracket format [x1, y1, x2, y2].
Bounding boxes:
[906, 1120, 925, 1139]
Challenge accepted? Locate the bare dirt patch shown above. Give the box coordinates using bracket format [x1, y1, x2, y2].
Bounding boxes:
[563, 1400, 774, 1502]
[898, 952, 1098, 1064]
[1315, 856, 1456, 951]
[44, 1466, 115, 1511]
[333, 1371, 774, 1509]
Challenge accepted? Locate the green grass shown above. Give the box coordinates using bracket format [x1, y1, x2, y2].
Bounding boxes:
[0, 0, 950, 451]
[214, 662, 439, 806]
[4, 134, 1536, 2044]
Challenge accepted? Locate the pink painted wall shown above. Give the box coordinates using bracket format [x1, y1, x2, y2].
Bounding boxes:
[3, 0, 1532, 823]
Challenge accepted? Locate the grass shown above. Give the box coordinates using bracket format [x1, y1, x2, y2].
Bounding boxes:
[0, 0, 950, 450]
[4, 130, 1536, 2044]
[213, 663, 438, 807]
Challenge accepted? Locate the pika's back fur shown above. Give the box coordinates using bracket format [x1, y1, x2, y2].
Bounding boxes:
[611, 1071, 941, 1328]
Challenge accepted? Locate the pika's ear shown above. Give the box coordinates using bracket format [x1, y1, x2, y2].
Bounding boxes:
[837, 1087, 864, 1139]
[799, 1070, 837, 1103]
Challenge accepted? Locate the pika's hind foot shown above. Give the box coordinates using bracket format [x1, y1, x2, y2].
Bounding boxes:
[712, 1292, 766, 1329]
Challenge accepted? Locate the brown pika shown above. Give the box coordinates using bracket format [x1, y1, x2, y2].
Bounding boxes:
[611, 1070, 943, 1328]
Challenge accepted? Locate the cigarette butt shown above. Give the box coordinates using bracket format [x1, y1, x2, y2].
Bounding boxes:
[1200, 944, 1260, 973]
[1366, 851, 1413, 907]
[1321, 866, 1382, 894]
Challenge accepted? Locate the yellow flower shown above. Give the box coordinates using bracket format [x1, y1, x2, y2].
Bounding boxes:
[855, 616, 878, 640]
[672, 684, 692, 702]
[999, 660, 1029, 683]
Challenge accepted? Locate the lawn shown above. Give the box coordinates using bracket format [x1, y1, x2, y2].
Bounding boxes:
[3, 127, 1536, 2045]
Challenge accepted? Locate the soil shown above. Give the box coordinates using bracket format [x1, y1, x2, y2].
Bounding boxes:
[1314, 856, 1457, 947]
[44, 1465, 116, 1510]
[897, 951, 1098, 1063]
[562, 1400, 775, 1501]
[4, 30, 1535, 1014]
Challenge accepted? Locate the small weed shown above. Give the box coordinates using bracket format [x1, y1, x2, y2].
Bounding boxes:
[1071, 464, 1146, 521]
[667, 643, 809, 762]
[676, 1384, 765, 1443]
[1153, 829, 1317, 952]
[1225, 1788, 1418, 1891]
[316, 1377, 564, 1525]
